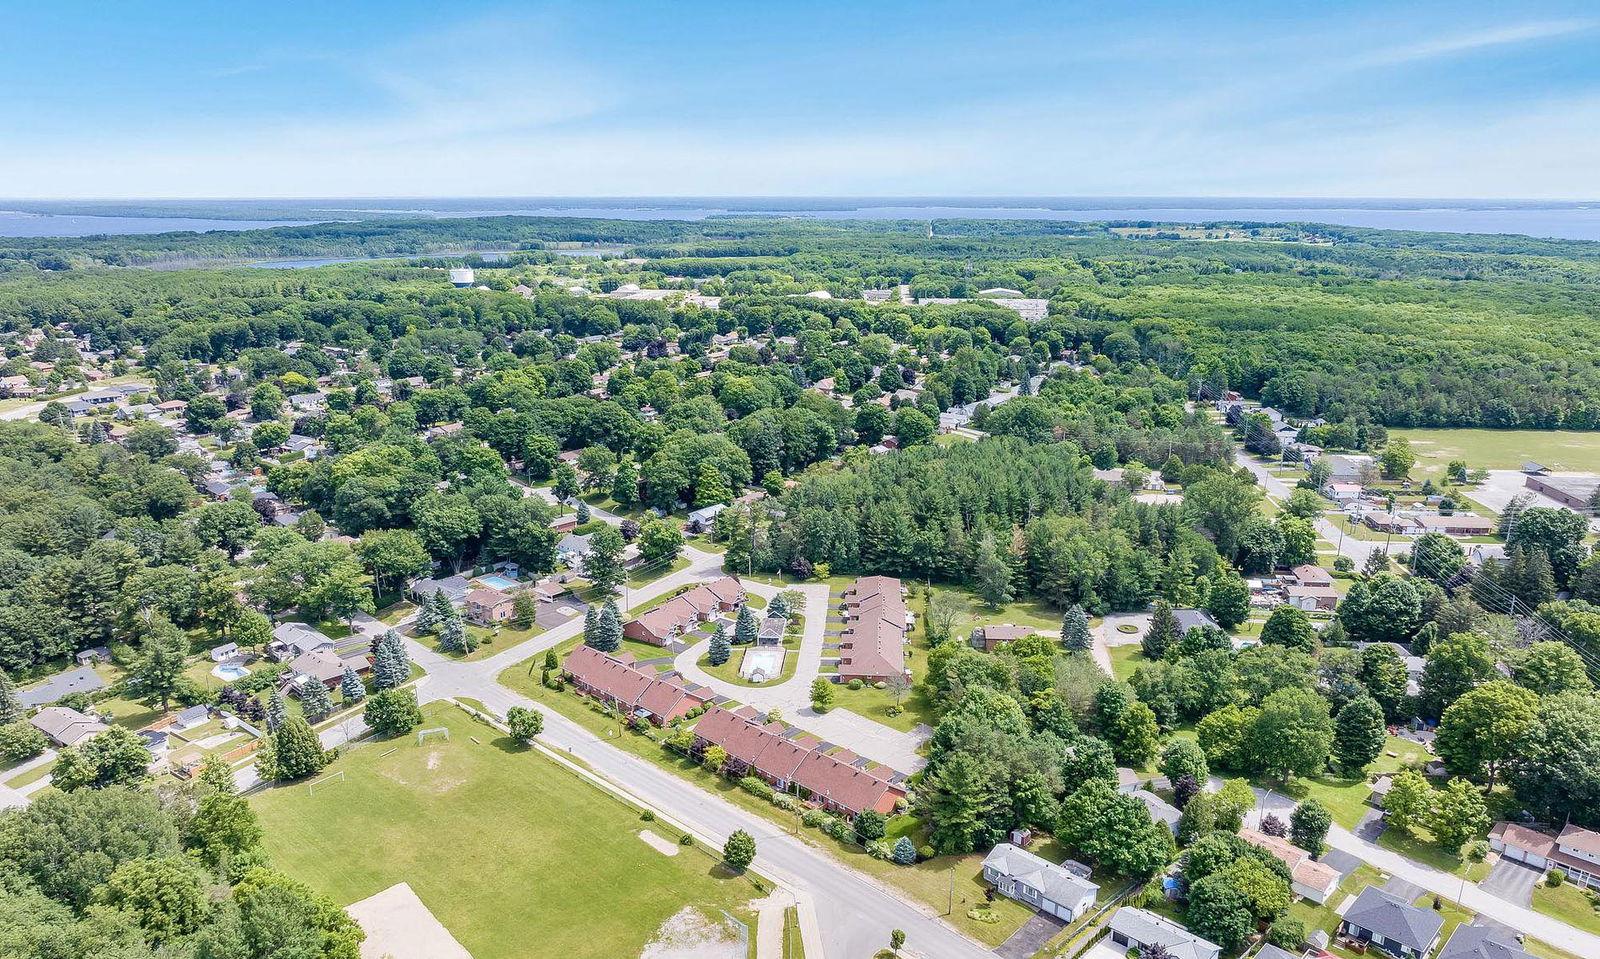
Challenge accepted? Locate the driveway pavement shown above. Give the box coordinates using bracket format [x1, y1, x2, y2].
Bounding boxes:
[1321, 848, 1364, 879]
[995, 912, 1067, 959]
[1383, 875, 1426, 903]
[1353, 807, 1388, 842]
[1481, 857, 1541, 907]
[1473, 470, 1600, 532]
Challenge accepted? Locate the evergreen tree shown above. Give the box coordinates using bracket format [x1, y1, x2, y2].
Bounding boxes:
[575, 500, 591, 524]
[1143, 601, 1179, 659]
[511, 592, 538, 629]
[370, 644, 401, 690]
[598, 600, 623, 652]
[261, 715, 329, 781]
[415, 589, 444, 634]
[339, 666, 366, 704]
[265, 689, 287, 732]
[974, 534, 1014, 609]
[1061, 605, 1092, 652]
[695, 462, 732, 507]
[1332, 695, 1387, 771]
[583, 605, 602, 649]
[707, 624, 731, 666]
[298, 679, 334, 722]
[891, 836, 917, 865]
[769, 593, 790, 620]
[735, 603, 759, 645]
[0, 668, 20, 726]
[437, 614, 466, 654]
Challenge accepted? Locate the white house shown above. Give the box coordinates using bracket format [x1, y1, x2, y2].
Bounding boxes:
[1105, 908, 1220, 959]
[980, 843, 1098, 921]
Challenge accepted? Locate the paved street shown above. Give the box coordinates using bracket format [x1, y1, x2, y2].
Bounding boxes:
[1233, 447, 1391, 567]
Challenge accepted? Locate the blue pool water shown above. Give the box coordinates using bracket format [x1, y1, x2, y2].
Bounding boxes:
[477, 574, 519, 591]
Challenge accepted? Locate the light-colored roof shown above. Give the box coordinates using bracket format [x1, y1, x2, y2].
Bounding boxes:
[981, 843, 1098, 906]
[1106, 907, 1221, 959]
[1558, 823, 1600, 858]
[1238, 827, 1339, 895]
[1490, 822, 1557, 858]
[29, 706, 108, 746]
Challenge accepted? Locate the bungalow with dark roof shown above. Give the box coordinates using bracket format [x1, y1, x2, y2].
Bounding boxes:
[969, 624, 1034, 651]
[1338, 886, 1444, 959]
[1439, 924, 1535, 959]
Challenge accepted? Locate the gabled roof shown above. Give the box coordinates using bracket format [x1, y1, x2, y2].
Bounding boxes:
[1439, 924, 1536, 959]
[29, 706, 108, 746]
[981, 843, 1099, 906]
[792, 750, 900, 814]
[1343, 886, 1444, 951]
[1106, 907, 1220, 959]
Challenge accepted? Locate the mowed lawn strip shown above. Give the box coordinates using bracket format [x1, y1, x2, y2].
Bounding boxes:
[250, 705, 760, 959]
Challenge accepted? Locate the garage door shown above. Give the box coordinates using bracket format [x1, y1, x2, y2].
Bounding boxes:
[1504, 846, 1528, 864]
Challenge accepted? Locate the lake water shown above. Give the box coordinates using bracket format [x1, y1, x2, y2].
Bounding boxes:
[7, 201, 1600, 242]
[0, 210, 317, 238]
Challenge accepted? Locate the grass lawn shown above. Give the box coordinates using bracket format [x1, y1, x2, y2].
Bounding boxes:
[3, 756, 57, 789]
[1531, 880, 1600, 936]
[496, 664, 1028, 946]
[434, 623, 542, 662]
[1391, 428, 1600, 477]
[628, 554, 691, 586]
[1378, 825, 1491, 880]
[251, 704, 764, 959]
[1412, 892, 1475, 947]
[1110, 644, 1148, 681]
[923, 584, 1066, 636]
[1262, 735, 1428, 830]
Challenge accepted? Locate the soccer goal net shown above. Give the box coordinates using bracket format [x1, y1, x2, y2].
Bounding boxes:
[417, 726, 450, 745]
[306, 770, 345, 795]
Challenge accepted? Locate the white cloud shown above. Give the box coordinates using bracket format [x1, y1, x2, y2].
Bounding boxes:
[1356, 18, 1597, 68]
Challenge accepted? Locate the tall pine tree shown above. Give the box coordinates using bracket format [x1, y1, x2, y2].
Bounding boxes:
[340, 666, 366, 704]
[1144, 601, 1179, 659]
[593, 601, 622, 653]
[438, 614, 466, 654]
[583, 605, 603, 649]
[299, 678, 335, 721]
[265, 689, 288, 732]
[707, 624, 731, 666]
[735, 604, 759, 645]
[1061, 605, 1092, 653]
[385, 629, 411, 675]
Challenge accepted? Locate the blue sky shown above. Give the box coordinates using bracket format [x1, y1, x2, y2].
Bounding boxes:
[5, 1, 1599, 197]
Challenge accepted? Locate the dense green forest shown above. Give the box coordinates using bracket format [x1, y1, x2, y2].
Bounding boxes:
[5, 215, 1600, 428]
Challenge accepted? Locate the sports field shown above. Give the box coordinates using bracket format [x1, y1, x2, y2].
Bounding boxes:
[1391, 428, 1600, 477]
[251, 705, 760, 959]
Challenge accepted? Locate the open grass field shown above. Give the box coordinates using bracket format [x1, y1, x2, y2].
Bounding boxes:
[1391, 428, 1600, 477]
[251, 705, 762, 959]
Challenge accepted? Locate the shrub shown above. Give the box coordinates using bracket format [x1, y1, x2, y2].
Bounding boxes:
[848, 679, 865, 691]
[1549, 869, 1567, 888]
[640, 810, 655, 822]
[1267, 918, 1306, 949]
[873, 681, 886, 689]
[916, 844, 935, 862]
[0, 722, 47, 763]
[679, 834, 694, 846]
[823, 817, 851, 841]
[771, 793, 799, 811]
[802, 809, 830, 828]
[739, 776, 775, 801]
[866, 839, 893, 860]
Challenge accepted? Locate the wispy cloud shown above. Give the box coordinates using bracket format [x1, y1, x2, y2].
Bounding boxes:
[1357, 18, 1596, 68]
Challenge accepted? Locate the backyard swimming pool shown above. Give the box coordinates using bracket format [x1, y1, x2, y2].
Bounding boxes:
[477, 574, 520, 591]
[211, 663, 250, 681]
[738, 648, 785, 683]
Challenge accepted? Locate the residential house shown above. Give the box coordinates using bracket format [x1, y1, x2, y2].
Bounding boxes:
[561, 646, 709, 726]
[557, 532, 593, 568]
[622, 577, 746, 646]
[1324, 482, 1365, 502]
[407, 572, 473, 605]
[267, 622, 335, 662]
[1438, 924, 1536, 959]
[1490, 822, 1600, 891]
[1364, 512, 1421, 535]
[1172, 608, 1221, 635]
[1338, 886, 1444, 959]
[464, 588, 516, 626]
[836, 576, 911, 684]
[1238, 826, 1341, 904]
[1105, 908, 1221, 959]
[1292, 564, 1333, 588]
[1286, 583, 1340, 611]
[208, 642, 241, 662]
[969, 624, 1034, 652]
[18, 665, 107, 708]
[74, 646, 111, 666]
[1321, 453, 1376, 485]
[980, 843, 1099, 921]
[29, 706, 109, 747]
[279, 649, 365, 695]
[686, 503, 726, 532]
[1132, 789, 1181, 835]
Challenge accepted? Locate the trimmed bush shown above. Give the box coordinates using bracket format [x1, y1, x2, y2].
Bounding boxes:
[1549, 869, 1567, 888]
[771, 793, 799, 812]
[739, 776, 775, 801]
[847, 679, 865, 690]
[801, 809, 830, 828]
